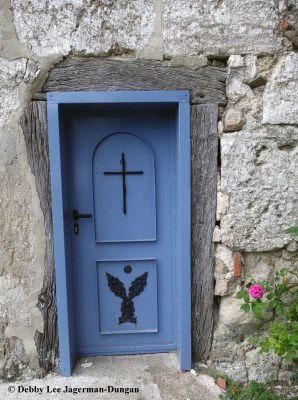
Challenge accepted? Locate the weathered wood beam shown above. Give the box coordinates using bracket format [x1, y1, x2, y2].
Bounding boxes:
[20, 101, 58, 372]
[34, 58, 226, 105]
[191, 104, 218, 360]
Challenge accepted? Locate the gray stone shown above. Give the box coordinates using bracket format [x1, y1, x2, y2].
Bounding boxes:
[0, 347, 4, 358]
[0, 353, 220, 399]
[226, 77, 254, 101]
[9, 336, 29, 364]
[245, 348, 281, 382]
[0, 57, 39, 127]
[215, 295, 258, 333]
[284, 31, 298, 49]
[216, 192, 230, 220]
[212, 226, 221, 243]
[209, 360, 248, 382]
[228, 55, 244, 68]
[243, 55, 257, 82]
[171, 56, 184, 67]
[163, 0, 281, 56]
[137, 0, 163, 60]
[223, 108, 246, 132]
[11, 0, 155, 57]
[183, 55, 208, 69]
[220, 128, 298, 251]
[262, 52, 298, 125]
[215, 244, 233, 275]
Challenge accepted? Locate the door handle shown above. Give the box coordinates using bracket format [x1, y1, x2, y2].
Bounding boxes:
[72, 209, 92, 220]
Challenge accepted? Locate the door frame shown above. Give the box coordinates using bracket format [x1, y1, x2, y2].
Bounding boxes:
[47, 91, 191, 376]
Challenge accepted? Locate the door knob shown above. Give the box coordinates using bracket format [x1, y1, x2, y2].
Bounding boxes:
[72, 209, 92, 220]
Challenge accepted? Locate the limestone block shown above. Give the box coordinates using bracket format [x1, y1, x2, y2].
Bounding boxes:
[220, 128, 298, 251]
[243, 55, 257, 82]
[214, 277, 238, 296]
[212, 226, 221, 242]
[223, 108, 246, 132]
[216, 295, 256, 330]
[216, 192, 230, 220]
[171, 56, 184, 67]
[284, 30, 298, 49]
[262, 52, 298, 125]
[183, 55, 208, 69]
[9, 336, 29, 364]
[226, 77, 254, 101]
[0, 347, 4, 359]
[0, 58, 39, 127]
[243, 252, 292, 283]
[215, 244, 233, 275]
[163, 0, 281, 56]
[227, 55, 244, 68]
[245, 348, 281, 382]
[214, 245, 238, 295]
[11, 0, 155, 56]
[278, 359, 296, 381]
[216, 361, 247, 382]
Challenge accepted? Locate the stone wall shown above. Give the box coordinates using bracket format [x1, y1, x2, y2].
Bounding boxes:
[0, 0, 297, 382]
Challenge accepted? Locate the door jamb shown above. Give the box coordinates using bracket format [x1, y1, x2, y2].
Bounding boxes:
[47, 91, 191, 376]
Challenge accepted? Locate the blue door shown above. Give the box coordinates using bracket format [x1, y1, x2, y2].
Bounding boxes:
[69, 110, 176, 355]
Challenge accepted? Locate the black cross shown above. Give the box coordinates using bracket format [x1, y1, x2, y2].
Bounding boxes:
[103, 153, 143, 214]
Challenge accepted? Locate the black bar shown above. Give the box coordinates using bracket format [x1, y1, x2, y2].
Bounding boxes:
[72, 210, 92, 220]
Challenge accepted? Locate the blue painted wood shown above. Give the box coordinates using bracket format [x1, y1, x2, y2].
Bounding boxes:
[47, 91, 191, 375]
[70, 112, 175, 354]
[47, 103, 75, 376]
[176, 101, 192, 370]
[98, 259, 158, 334]
[93, 132, 156, 242]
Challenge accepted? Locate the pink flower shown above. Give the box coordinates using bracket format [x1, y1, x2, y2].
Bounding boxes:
[248, 284, 265, 299]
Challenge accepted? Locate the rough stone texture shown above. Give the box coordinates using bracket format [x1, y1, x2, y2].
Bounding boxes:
[223, 108, 246, 132]
[0, 0, 33, 59]
[163, 0, 282, 57]
[11, 0, 155, 57]
[210, 249, 298, 382]
[0, 0, 296, 385]
[183, 55, 208, 69]
[0, 53, 45, 376]
[245, 348, 282, 382]
[0, 122, 45, 369]
[0, 353, 221, 400]
[263, 52, 298, 125]
[216, 192, 230, 221]
[137, 0, 163, 60]
[214, 244, 239, 296]
[9, 337, 29, 365]
[212, 226, 221, 243]
[0, 58, 39, 127]
[220, 128, 298, 252]
[0, 348, 4, 359]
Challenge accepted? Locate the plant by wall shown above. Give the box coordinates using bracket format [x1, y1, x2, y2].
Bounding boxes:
[237, 227, 298, 362]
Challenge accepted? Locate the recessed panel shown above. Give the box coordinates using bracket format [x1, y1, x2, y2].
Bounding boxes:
[97, 259, 158, 334]
[93, 132, 156, 242]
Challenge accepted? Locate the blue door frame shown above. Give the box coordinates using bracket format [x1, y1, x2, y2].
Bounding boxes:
[47, 91, 191, 376]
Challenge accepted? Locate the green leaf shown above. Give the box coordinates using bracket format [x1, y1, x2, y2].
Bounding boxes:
[241, 303, 250, 313]
[243, 292, 250, 303]
[285, 226, 298, 236]
[276, 303, 284, 315]
[266, 293, 275, 300]
[269, 300, 277, 310]
[236, 291, 245, 299]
